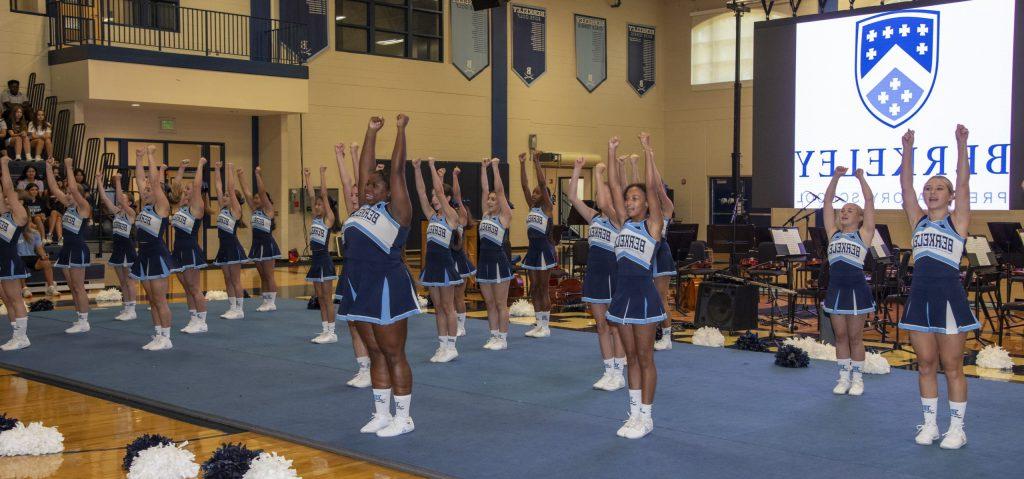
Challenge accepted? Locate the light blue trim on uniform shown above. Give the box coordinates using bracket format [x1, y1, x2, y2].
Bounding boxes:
[460, 269, 477, 278]
[520, 263, 556, 271]
[420, 270, 464, 287]
[54, 262, 91, 269]
[130, 257, 182, 280]
[0, 273, 32, 280]
[213, 258, 252, 266]
[897, 321, 981, 334]
[913, 250, 961, 269]
[475, 267, 513, 284]
[346, 277, 422, 325]
[345, 222, 394, 253]
[108, 260, 134, 268]
[249, 253, 283, 261]
[823, 304, 876, 315]
[306, 274, 339, 283]
[615, 252, 651, 270]
[606, 311, 667, 325]
[653, 269, 677, 277]
[582, 297, 612, 304]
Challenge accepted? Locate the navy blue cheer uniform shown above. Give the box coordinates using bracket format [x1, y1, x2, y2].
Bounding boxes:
[522, 207, 556, 270]
[451, 225, 476, 279]
[419, 214, 462, 287]
[306, 216, 337, 283]
[822, 230, 875, 315]
[607, 220, 666, 324]
[337, 202, 421, 324]
[899, 216, 980, 334]
[582, 215, 618, 304]
[213, 207, 248, 265]
[476, 215, 513, 284]
[54, 205, 91, 268]
[653, 219, 677, 277]
[129, 205, 178, 280]
[107, 212, 138, 268]
[0, 213, 29, 280]
[171, 206, 207, 270]
[248, 209, 282, 261]
[334, 215, 353, 305]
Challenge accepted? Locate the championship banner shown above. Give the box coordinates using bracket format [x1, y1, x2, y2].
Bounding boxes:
[574, 14, 607, 92]
[279, 0, 327, 60]
[511, 4, 546, 86]
[627, 24, 656, 96]
[450, 0, 490, 80]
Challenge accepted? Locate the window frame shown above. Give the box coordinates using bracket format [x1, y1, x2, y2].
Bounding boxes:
[9, 0, 51, 16]
[689, 6, 787, 88]
[335, 0, 444, 63]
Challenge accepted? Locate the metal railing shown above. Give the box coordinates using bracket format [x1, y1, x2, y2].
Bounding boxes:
[47, 0, 307, 65]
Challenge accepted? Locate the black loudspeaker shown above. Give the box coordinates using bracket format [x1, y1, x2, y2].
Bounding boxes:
[472, 0, 502, 10]
[694, 282, 758, 331]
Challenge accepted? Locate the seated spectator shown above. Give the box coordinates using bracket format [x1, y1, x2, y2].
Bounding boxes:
[5, 106, 29, 160]
[22, 182, 50, 240]
[16, 164, 45, 192]
[1, 80, 31, 122]
[73, 168, 92, 203]
[46, 177, 68, 244]
[0, 117, 7, 146]
[27, 109, 52, 161]
[18, 223, 59, 297]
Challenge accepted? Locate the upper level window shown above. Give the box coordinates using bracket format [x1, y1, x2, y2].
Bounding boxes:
[690, 8, 784, 86]
[335, 0, 443, 61]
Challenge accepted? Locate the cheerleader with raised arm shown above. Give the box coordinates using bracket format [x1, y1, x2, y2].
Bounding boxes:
[304, 165, 339, 344]
[44, 157, 92, 334]
[450, 166, 475, 337]
[519, 151, 556, 338]
[172, 158, 210, 334]
[236, 166, 281, 312]
[95, 170, 138, 321]
[898, 126, 979, 450]
[0, 155, 32, 351]
[477, 158, 514, 350]
[648, 156, 677, 351]
[413, 158, 463, 363]
[211, 160, 248, 319]
[821, 166, 876, 396]
[334, 143, 371, 387]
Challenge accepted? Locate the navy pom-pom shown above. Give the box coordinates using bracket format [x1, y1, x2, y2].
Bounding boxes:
[0, 413, 18, 432]
[201, 442, 263, 478]
[774, 344, 810, 368]
[29, 299, 54, 312]
[734, 332, 767, 352]
[123, 434, 174, 471]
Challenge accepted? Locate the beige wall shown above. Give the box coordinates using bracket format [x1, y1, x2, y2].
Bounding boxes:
[0, 7, 53, 93]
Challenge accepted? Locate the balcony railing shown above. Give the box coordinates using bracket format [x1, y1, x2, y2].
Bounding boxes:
[47, 0, 307, 65]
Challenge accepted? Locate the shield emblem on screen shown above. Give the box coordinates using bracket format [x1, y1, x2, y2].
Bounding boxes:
[855, 10, 939, 128]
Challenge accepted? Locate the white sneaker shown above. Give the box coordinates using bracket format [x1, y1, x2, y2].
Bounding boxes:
[940, 425, 967, 450]
[65, 320, 90, 334]
[915, 423, 941, 445]
[524, 324, 542, 337]
[149, 336, 173, 351]
[848, 377, 864, 396]
[456, 325, 466, 337]
[313, 332, 338, 344]
[347, 370, 371, 388]
[833, 379, 851, 395]
[622, 416, 654, 439]
[1, 336, 30, 351]
[654, 336, 672, 351]
[429, 346, 445, 363]
[482, 336, 497, 349]
[359, 414, 393, 434]
[532, 327, 550, 338]
[222, 309, 244, 320]
[603, 375, 625, 392]
[437, 347, 459, 363]
[616, 414, 639, 437]
[115, 310, 137, 321]
[256, 302, 276, 312]
[22, 287, 31, 298]
[219, 309, 231, 319]
[181, 319, 207, 334]
[46, 285, 59, 296]
[376, 417, 415, 437]
[310, 332, 325, 343]
[593, 372, 612, 390]
[141, 335, 162, 350]
[491, 338, 508, 350]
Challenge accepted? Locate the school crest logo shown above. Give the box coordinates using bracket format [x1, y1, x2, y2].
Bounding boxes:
[855, 10, 939, 128]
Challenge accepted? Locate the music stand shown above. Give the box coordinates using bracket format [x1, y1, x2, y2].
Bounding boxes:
[754, 226, 773, 247]
[965, 235, 997, 268]
[987, 222, 1023, 268]
[807, 227, 829, 259]
[769, 227, 806, 257]
[875, 224, 894, 250]
[708, 224, 754, 263]
[564, 200, 594, 227]
[869, 227, 892, 260]
[667, 223, 699, 261]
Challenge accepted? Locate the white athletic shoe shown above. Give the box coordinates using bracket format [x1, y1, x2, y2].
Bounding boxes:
[940, 425, 967, 450]
[532, 327, 550, 338]
[456, 325, 466, 337]
[832, 379, 851, 395]
[310, 332, 325, 343]
[848, 378, 864, 396]
[256, 302, 277, 312]
[524, 324, 542, 337]
[1, 336, 30, 351]
[437, 347, 459, 363]
[22, 287, 31, 298]
[603, 375, 625, 392]
[654, 336, 672, 351]
[915, 423, 941, 446]
[621, 417, 654, 439]
[482, 336, 497, 349]
[360, 414, 393, 434]
[312, 332, 338, 344]
[429, 346, 445, 363]
[149, 336, 173, 351]
[616, 414, 639, 437]
[222, 309, 244, 320]
[347, 370, 371, 388]
[141, 335, 162, 350]
[593, 372, 612, 390]
[115, 310, 137, 321]
[219, 309, 231, 319]
[65, 320, 90, 334]
[46, 285, 59, 296]
[490, 338, 508, 350]
[376, 417, 415, 438]
[181, 319, 207, 334]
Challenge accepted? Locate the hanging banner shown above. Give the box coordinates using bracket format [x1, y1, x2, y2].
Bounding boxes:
[279, 0, 327, 60]
[627, 23, 656, 96]
[450, 0, 490, 80]
[511, 4, 546, 86]
[574, 14, 607, 92]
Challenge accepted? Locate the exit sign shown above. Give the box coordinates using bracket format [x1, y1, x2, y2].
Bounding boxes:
[159, 118, 176, 132]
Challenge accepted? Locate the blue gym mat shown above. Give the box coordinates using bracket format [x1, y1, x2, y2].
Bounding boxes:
[0, 299, 1017, 478]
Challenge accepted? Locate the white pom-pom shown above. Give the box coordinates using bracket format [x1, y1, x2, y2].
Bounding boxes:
[976, 345, 1014, 370]
[241, 452, 300, 479]
[0, 453, 64, 478]
[0, 303, 7, 316]
[205, 290, 228, 301]
[862, 351, 891, 375]
[95, 288, 123, 303]
[0, 422, 64, 456]
[416, 295, 429, 308]
[691, 326, 724, 347]
[126, 442, 200, 479]
[782, 336, 836, 361]
[509, 299, 535, 318]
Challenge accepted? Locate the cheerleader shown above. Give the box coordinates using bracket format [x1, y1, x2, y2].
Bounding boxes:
[342, 114, 420, 437]
[477, 158, 513, 350]
[334, 142, 371, 387]
[450, 167, 475, 337]
[304, 166, 339, 343]
[569, 157, 626, 391]
[606, 133, 667, 439]
[44, 157, 91, 333]
[413, 158, 463, 363]
[130, 146, 179, 350]
[95, 170, 138, 321]
[0, 155, 31, 351]
[237, 166, 281, 312]
[822, 166, 876, 396]
[648, 160, 677, 352]
[211, 160, 248, 319]
[172, 158, 210, 334]
[899, 126, 978, 450]
[518, 151, 556, 338]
